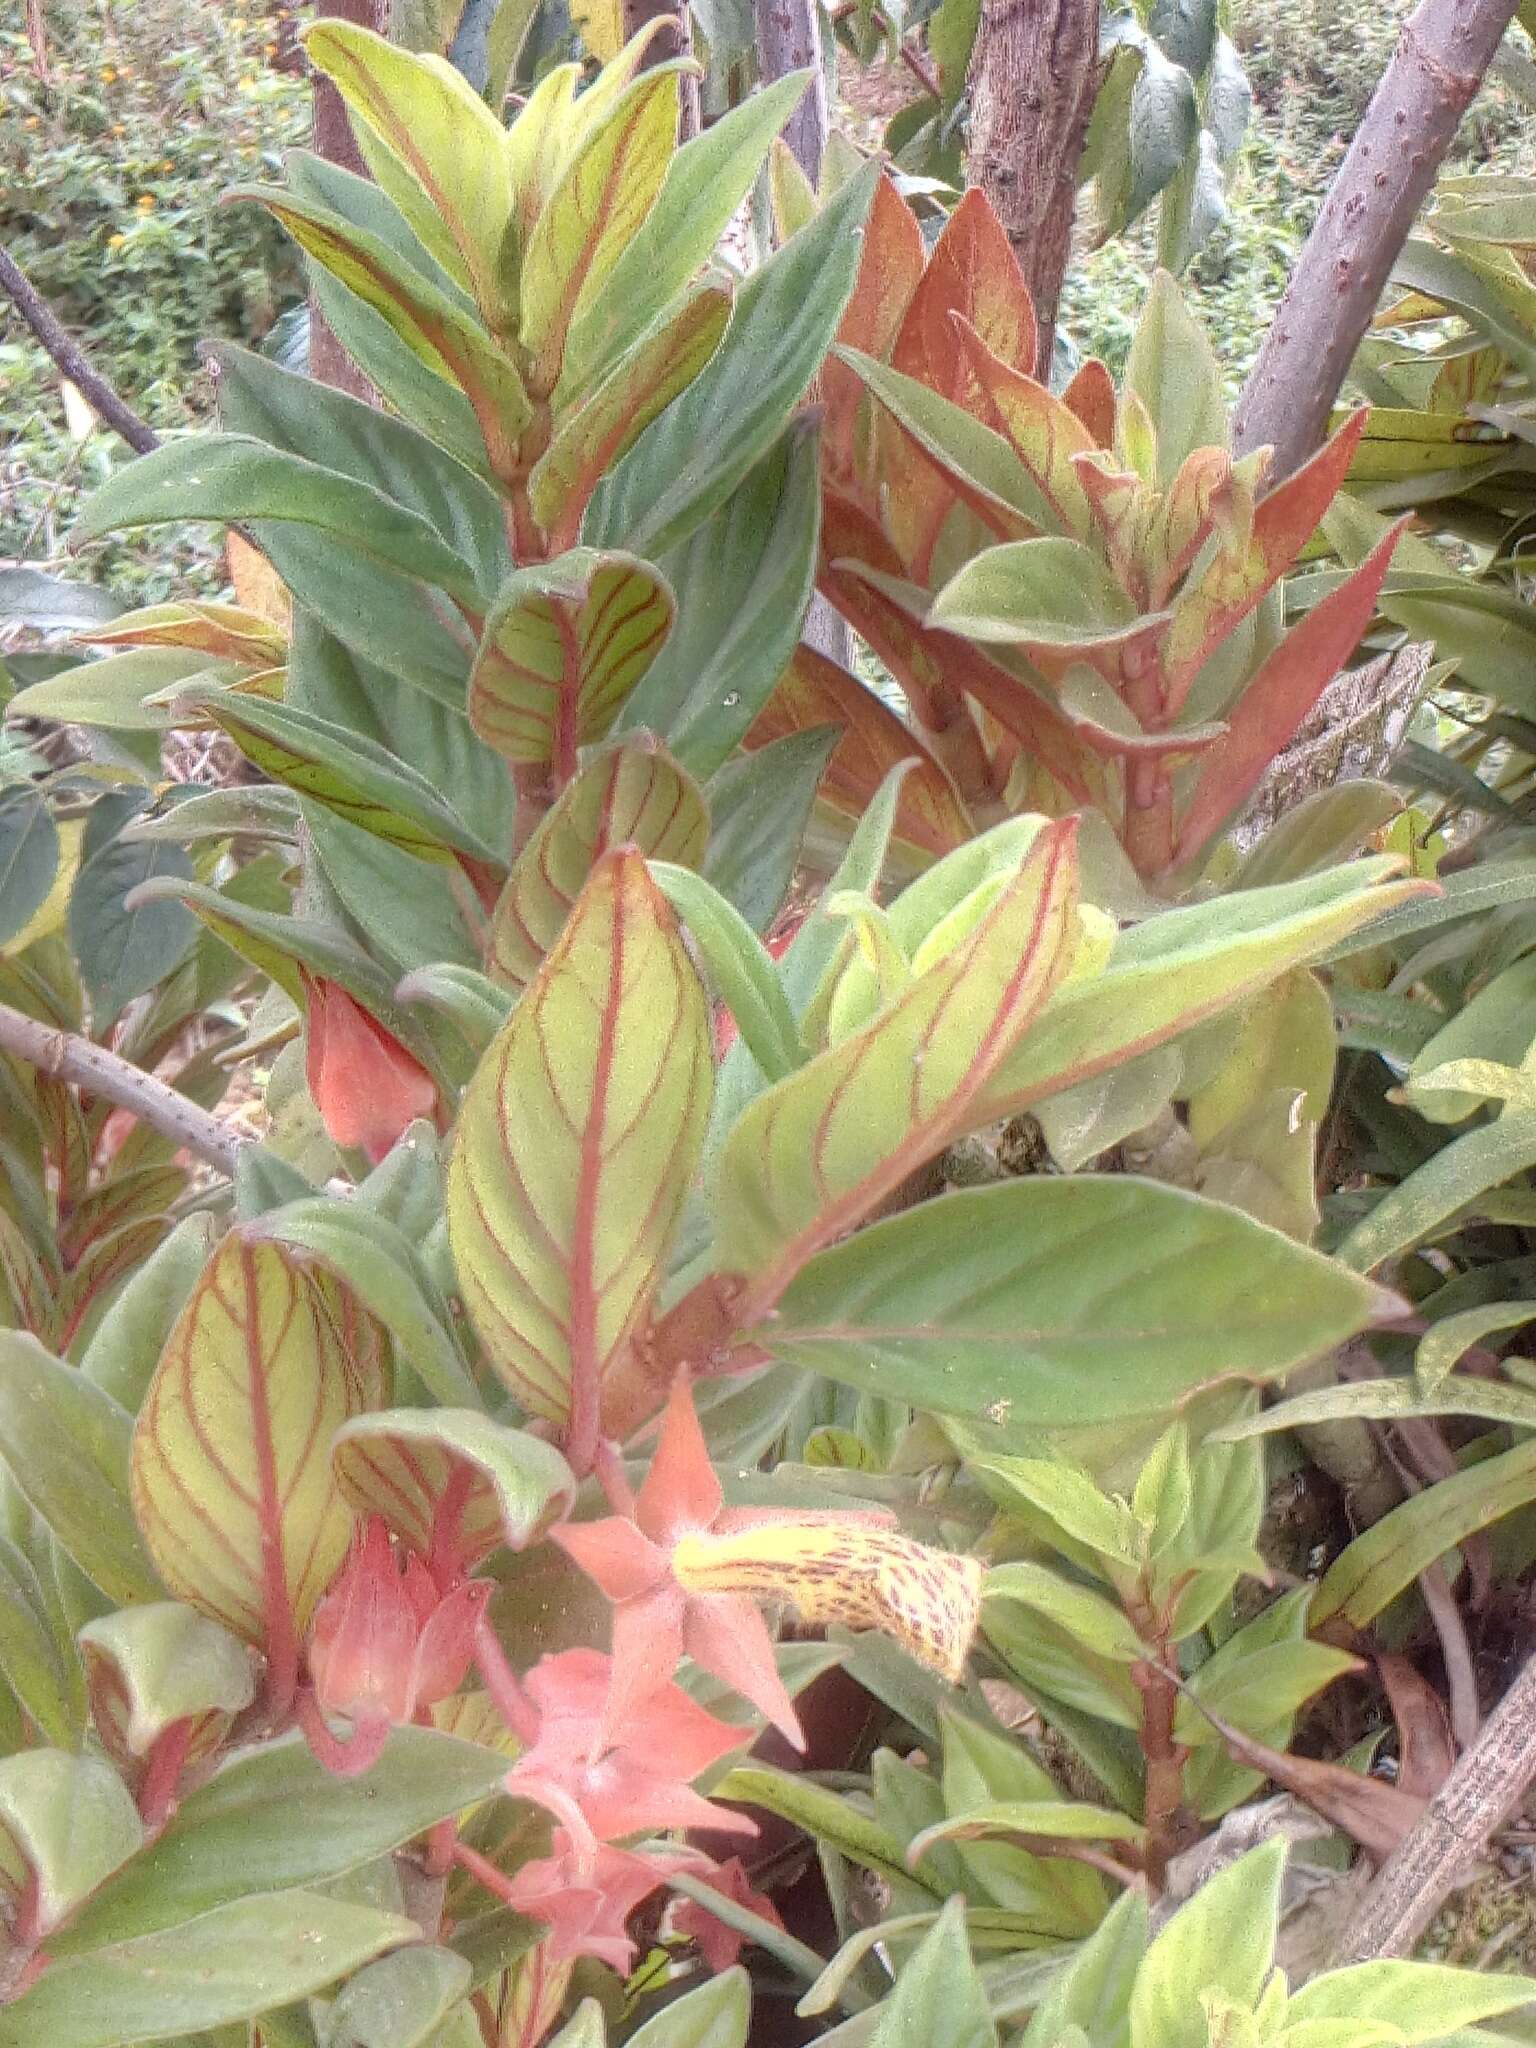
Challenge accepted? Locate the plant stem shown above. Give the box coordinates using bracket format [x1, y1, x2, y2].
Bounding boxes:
[1331, 1648, 1536, 1962]
[0, 1001, 241, 1175]
[0, 244, 160, 455]
[1133, 1651, 1188, 1891]
[1233, 0, 1522, 482]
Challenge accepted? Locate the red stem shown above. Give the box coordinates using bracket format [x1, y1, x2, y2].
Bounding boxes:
[473, 1613, 540, 1746]
[137, 1718, 197, 1830]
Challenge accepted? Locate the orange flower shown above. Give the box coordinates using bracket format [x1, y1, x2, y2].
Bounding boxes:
[301, 973, 438, 1165]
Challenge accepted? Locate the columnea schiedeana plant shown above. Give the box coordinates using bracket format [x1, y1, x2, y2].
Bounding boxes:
[0, 16, 1524, 2048]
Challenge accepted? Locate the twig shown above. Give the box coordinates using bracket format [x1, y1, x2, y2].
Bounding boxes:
[0, 1001, 240, 1176]
[0, 245, 159, 456]
[1233, 0, 1522, 481]
[1331, 1651, 1536, 1963]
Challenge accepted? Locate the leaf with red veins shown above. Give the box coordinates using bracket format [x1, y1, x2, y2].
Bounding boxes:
[951, 317, 1097, 540]
[823, 173, 926, 492]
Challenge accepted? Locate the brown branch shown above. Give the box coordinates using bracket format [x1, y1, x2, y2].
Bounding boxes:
[0, 245, 159, 456]
[1331, 1650, 1536, 1962]
[309, 0, 381, 397]
[0, 1002, 241, 1177]
[756, 0, 833, 184]
[1233, 0, 1522, 482]
[964, 0, 1101, 376]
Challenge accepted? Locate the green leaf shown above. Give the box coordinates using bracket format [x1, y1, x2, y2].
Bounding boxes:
[614, 421, 823, 780]
[1417, 1302, 1535, 1393]
[0, 1533, 83, 1748]
[909, 1802, 1147, 1865]
[1311, 1437, 1536, 1629]
[55, 1728, 510, 1954]
[1123, 270, 1226, 484]
[77, 1605, 254, 1759]
[208, 340, 508, 598]
[1018, 1884, 1147, 2048]
[715, 820, 1080, 1293]
[1286, 1962, 1536, 2043]
[469, 550, 674, 768]
[4, 648, 230, 732]
[761, 1178, 1388, 1436]
[1175, 1640, 1359, 1747]
[704, 726, 839, 935]
[486, 739, 709, 993]
[332, 1408, 575, 1562]
[1129, 1841, 1282, 2048]
[977, 860, 1429, 1125]
[192, 691, 499, 870]
[1323, 858, 1536, 960]
[78, 1213, 220, 1413]
[0, 1332, 161, 1606]
[927, 539, 1140, 647]
[252, 1199, 479, 1410]
[76, 437, 481, 607]
[530, 287, 732, 549]
[318, 1943, 473, 2048]
[870, 1896, 997, 2048]
[0, 1892, 418, 2046]
[306, 807, 479, 980]
[1336, 1108, 1536, 1273]
[834, 348, 1056, 534]
[129, 1232, 390, 1659]
[448, 848, 712, 1442]
[70, 836, 198, 1022]
[651, 863, 804, 1082]
[0, 789, 60, 947]
[713, 1765, 916, 1886]
[241, 186, 531, 475]
[627, 1970, 752, 2048]
[984, 1563, 1148, 1662]
[0, 1750, 143, 1935]
[586, 163, 878, 558]
[563, 71, 811, 391]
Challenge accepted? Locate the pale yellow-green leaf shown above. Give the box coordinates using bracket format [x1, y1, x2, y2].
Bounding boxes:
[129, 1233, 390, 1657]
[447, 848, 713, 1448]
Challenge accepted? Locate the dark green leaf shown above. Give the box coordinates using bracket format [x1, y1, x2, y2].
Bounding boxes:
[704, 726, 839, 933]
[0, 788, 60, 947]
[70, 837, 198, 1021]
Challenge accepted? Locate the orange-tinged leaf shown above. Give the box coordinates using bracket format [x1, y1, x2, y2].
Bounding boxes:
[891, 188, 1038, 396]
[486, 738, 708, 993]
[468, 550, 674, 772]
[519, 70, 680, 401]
[226, 534, 292, 631]
[83, 601, 286, 666]
[1162, 411, 1370, 712]
[745, 644, 972, 860]
[953, 317, 1096, 538]
[714, 818, 1081, 1304]
[824, 174, 926, 487]
[447, 848, 713, 1462]
[1173, 520, 1405, 868]
[304, 21, 515, 327]
[532, 286, 731, 547]
[1062, 358, 1115, 448]
[129, 1233, 390, 1705]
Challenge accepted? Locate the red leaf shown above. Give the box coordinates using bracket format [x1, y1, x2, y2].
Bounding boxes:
[1173, 519, 1404, 868]
[1062, 358, 1115, 447]
[824, 174, 926, 491]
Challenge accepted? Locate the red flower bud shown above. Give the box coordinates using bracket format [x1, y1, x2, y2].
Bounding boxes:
[308, 1517, 487, 1732]
[301, 974, 438, 1165]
